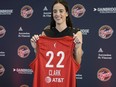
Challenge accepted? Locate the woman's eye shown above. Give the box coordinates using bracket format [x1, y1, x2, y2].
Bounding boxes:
[60, 10, 63, 13]
[53, 10, 57, 13]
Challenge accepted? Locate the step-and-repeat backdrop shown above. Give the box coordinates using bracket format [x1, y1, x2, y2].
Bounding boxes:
[0, 0, 115, 87]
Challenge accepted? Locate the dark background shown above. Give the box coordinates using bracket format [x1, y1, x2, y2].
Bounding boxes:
[0, 0, 115, 87]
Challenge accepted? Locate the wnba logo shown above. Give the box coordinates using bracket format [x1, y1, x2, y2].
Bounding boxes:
[98, 25, 113, 39]
[97, 68, 112, 82]
[71, 4, 86, 18]
[21, 5, 34, 19]
[0, 25, 6, 38]
[17, 45, 30, 58]
[45, 76, 51, 83]
[0, 64, 5, 76]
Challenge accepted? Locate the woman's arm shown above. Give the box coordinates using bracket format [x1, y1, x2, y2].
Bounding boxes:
[73, 31, 83, 64]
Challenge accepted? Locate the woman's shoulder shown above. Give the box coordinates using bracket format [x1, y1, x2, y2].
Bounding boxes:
[43, 25, 54, 37]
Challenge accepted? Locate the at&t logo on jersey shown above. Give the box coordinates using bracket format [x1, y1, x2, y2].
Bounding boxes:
[45, 76, 52, 83]
[45, 76, 64, 83]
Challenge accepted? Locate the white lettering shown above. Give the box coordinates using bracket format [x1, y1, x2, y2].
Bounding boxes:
[52, 78, 64, 82]
[49, 70, 61, 76]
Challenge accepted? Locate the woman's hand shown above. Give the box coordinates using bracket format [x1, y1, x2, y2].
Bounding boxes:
[73, 32, 82, 49]
[30, 34, 41, 49]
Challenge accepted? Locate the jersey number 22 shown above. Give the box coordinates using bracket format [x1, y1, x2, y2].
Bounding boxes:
[46, 51, 65, 68]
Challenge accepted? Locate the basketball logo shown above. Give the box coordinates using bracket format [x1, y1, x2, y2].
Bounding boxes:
[98, 25, 113, 39]
[97, 68, 112, 81]
[71, 4, 86, 18]
[0, 25, 6, 38]
[21, 5, 34, 19]
[17, 45, 30, 58]
[0, 64, 5, 76]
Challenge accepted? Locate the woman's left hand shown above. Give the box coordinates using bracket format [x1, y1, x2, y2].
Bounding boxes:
[73, 32, 82, 49]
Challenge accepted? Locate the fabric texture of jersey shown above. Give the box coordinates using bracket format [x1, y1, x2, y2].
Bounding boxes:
[29, 36, 80, 87]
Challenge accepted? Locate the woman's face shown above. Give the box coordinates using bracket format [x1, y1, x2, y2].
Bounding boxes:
[53, 3, 68, 25]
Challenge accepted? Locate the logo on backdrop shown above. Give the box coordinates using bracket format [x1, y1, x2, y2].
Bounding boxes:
[0, 9, 13, 15]
[17, 45, 30, 58]
[18, 27, 30, 37]
[80, 28, 90, 35]
[98, 48, 112, 60]
[20, 84, 29, 87]
[0, 64, 5, 76]
[43, 6, 51, 17]
[76, 74, 83, 79]
[21, 5, 34, 19]
[0, 51, 5, 56]
[93, 7, 116, 14]
[0, 25, 6, 38]
[13, 68, 33, 74]
[71, 4, 86, 18]
[98, 25, 113, 39]
[97, 68, 112, 82]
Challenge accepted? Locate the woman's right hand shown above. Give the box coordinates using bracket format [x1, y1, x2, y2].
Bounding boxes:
[30, 34, 41, 49]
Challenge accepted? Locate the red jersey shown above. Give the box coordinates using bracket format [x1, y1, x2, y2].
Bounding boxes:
[29, 36, 80, 87]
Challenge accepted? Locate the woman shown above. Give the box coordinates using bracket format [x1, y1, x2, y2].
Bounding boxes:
[31, 0, 83, 64]
[31, 0, 82, 87]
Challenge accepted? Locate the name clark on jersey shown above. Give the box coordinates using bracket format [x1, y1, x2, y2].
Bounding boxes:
[49, 70, 61, 76]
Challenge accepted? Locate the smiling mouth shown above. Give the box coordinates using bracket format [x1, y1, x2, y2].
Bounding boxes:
[56, 18, 61, 20]
[0, 33, 4, 36]
[56, 19, 60, 20]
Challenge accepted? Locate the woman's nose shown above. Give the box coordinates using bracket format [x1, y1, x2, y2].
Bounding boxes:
[56, 11, 60, 15]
